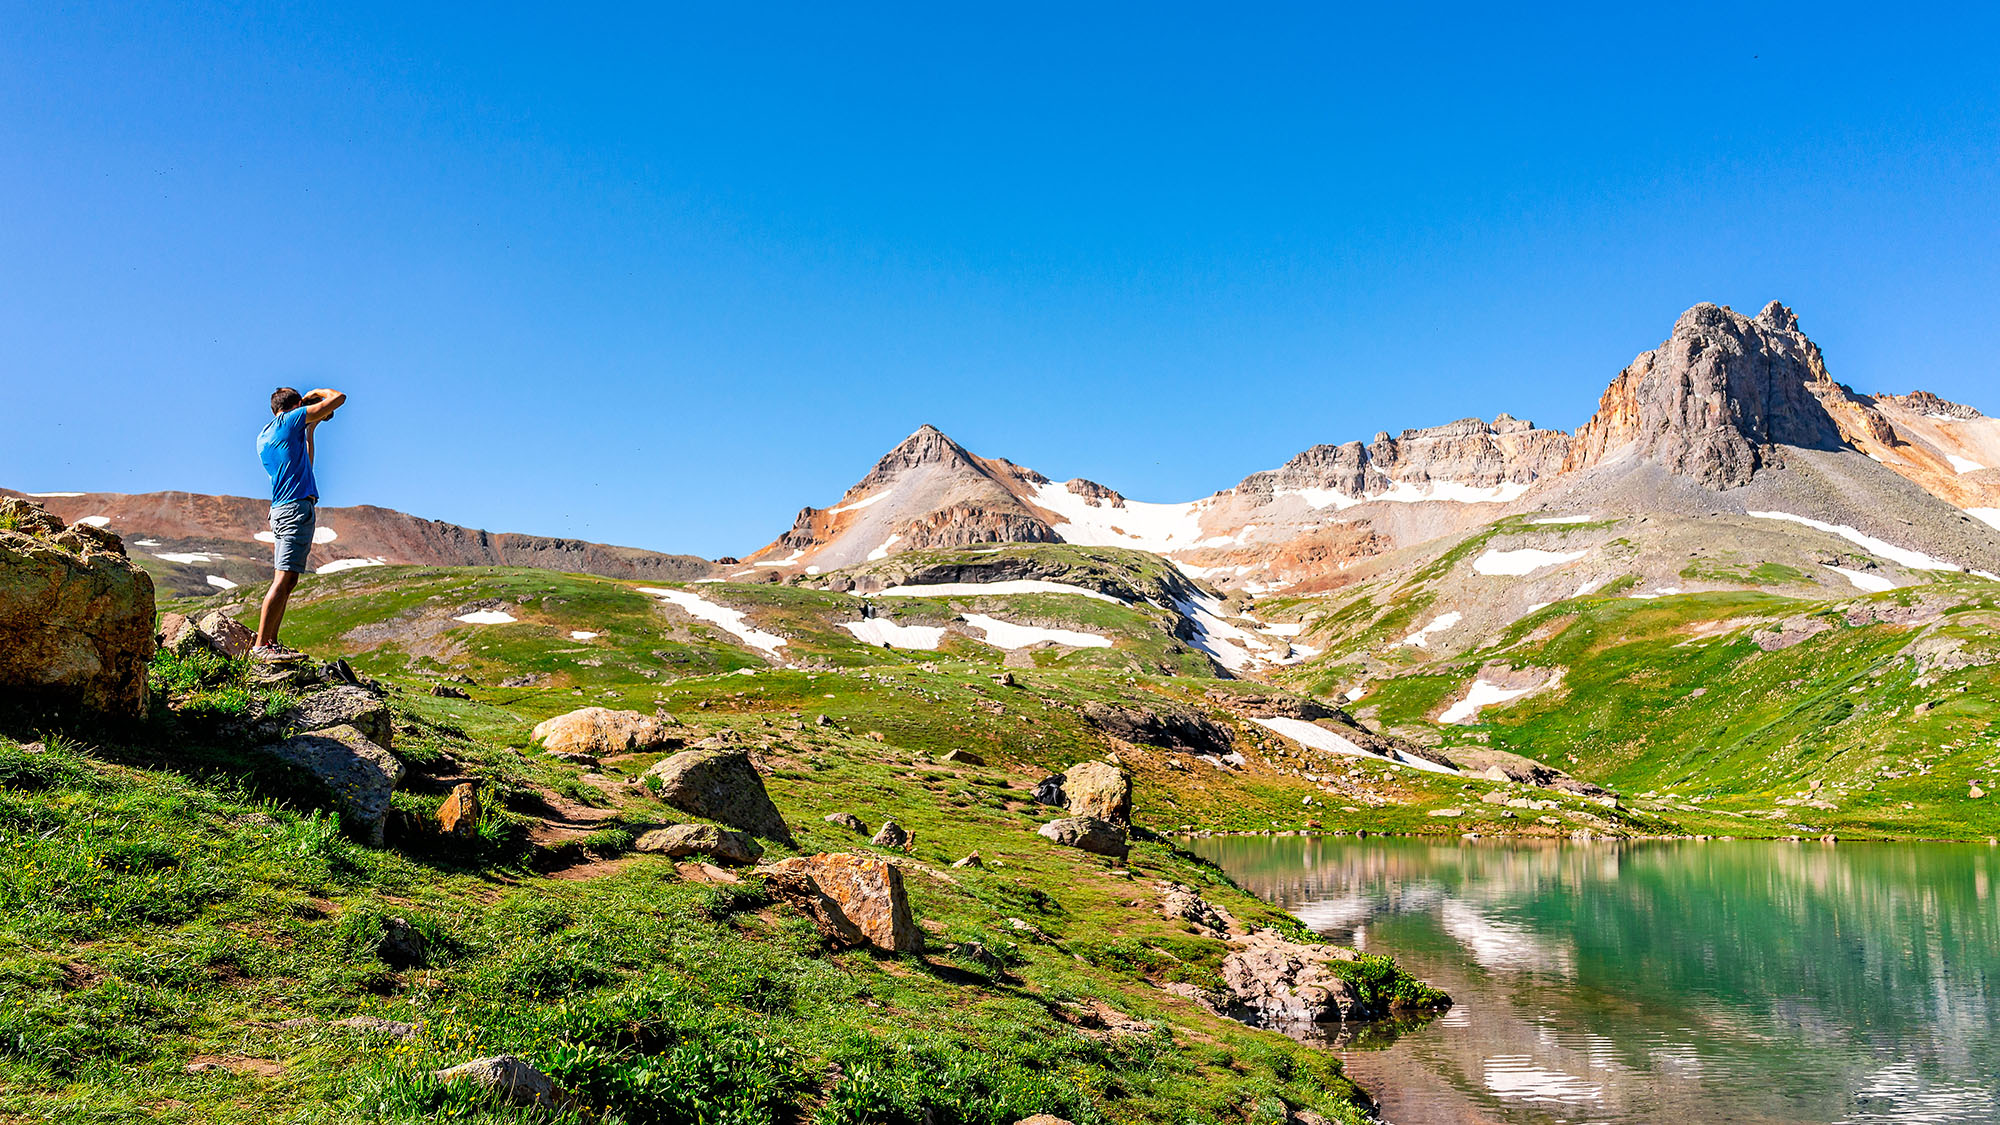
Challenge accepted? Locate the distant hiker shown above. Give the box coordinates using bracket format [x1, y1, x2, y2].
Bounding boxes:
[252, 385, 347, 662]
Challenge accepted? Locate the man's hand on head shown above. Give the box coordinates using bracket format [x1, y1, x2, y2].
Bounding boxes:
[303, 388, 347, 423]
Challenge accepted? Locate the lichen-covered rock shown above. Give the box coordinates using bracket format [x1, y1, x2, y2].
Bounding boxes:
[1061, 761, 1131, 823]
[634, 822, 761, 865]
[1218, 929, 1368, 1026]
[870, 819, 910, 849]
[1037, 815, 1128, 857]
[642, 748, 790, 840]
[256, 723, 404, 846]
[531, 706, 677, 756]
[194, 610, 254, 658]
[1160, 882, 1237, 936]
[432, 1054, 555, 1105]
[0, 499, 154, 718]
[261, 684, 394, 749]
[759, 852, 921, 952]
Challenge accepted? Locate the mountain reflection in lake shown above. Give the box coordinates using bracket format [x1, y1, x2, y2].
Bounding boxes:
[1192, 836, 1999, 1125]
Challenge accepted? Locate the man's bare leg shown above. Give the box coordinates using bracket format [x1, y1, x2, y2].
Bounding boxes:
[256, 570, 302, 648]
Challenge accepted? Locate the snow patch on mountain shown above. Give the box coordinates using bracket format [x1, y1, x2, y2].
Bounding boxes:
[1440, 676, 1557, 724]
[638, 587, 789, 657]
[1174, 592, 1266, 671]
[961, 614, 1111, 650]
[1276, 479, 1533, 511]
[1945, 454, 1986, 474]
[1030, 481, 1211, 552]
[828, 492, 888, 514]
[205, 575, 238, 590]
[154, 552, 225, 565]
[1747, 511, 1959, 572]
[1401, 611, 1463, 648]
[839, 618, 947, 649]
[1531, 515, 1596, 525]
[1829, 566, 1896, 593]
[866, 533, 901, 562]
[453, 609, 517, 625]
[318, 558, 388, 574]
[1250, 716, 1459, 775]
[757, 549, 805, 568]
[1473, 547, 1589, 576]
[570, 631, 600, 640]
[871, 579, 1126, 604]
[79, 515, 110, 527]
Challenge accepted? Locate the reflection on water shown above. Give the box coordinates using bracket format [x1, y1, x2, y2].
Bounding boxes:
[1193, 837, 2000, 1125]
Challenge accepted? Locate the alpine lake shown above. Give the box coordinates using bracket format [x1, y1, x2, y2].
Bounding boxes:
[1191, 835, 1999, 1125]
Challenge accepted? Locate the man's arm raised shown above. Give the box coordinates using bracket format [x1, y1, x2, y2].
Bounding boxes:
[303, 388, 347, 423]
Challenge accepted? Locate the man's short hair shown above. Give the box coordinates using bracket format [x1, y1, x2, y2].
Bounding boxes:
[271, 387, 303, 415]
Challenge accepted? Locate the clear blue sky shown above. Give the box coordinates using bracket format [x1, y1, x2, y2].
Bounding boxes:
[3, 3, 1996, 557]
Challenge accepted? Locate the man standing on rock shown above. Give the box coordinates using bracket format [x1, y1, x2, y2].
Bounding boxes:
[252, 386, 346, 662]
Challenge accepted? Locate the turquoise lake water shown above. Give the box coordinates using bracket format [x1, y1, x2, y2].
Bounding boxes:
[1192, 836, 1999, 1125]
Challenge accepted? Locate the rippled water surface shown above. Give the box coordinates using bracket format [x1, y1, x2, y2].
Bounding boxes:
[1192, 837, 1999, 1125]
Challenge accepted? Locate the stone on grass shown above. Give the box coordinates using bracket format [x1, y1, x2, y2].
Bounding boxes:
[951, 852, 983, 869]
[1015, 1117, 1076, 1125]
[531, 706, 676, 756]
[758, 852, 921, 952]
[1061, 761, 1131, 822]
[1037, 816, 1128, 857]
[377, 916, 428, 969]
[428, 683, 469, 699]
[256, 724, 403, 846]
[634, 823, 761, 865]
[642, 748, 791, 840]
[437, 782, 480, 837]
[0, 498, 154, 718]
[433, 1054, 555, 1106]
[941, 748, 985, 766]
[195, 610, 254, 658]
[870, 819, 911, 849]
[823, 811, 868, 833]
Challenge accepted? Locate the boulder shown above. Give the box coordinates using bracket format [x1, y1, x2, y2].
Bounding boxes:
[262, 685, 394, 750]
[1160, 882, 1236, 936]
[1061, 761, 1132, 823]
[951, 852, 983, 869]
[195, 610, 254, 658]
[332, 1015, 415, 1037]
[642, 748, 791, 840]
[432, 1055, 555, 1106]
[634, 823, 761, 865]
[0, 499, 154, 718]
[158, 612, 201, 655]
[870, 819, 911, 849]
[429, 683, 470, 699]
[256, 724, 404, 846]
[1030, 775, 1067, 807]
[531, 706, 677, 757]
[758, 852, 921, 952]
[823, 811, 868, 833]
[1037, 816, 1128, 857]
[437, 782, 480, 837]
[1016, 1118, 1076, 1125]
[1218, 930, 1370, 1026]
[941, 748, 986, 766]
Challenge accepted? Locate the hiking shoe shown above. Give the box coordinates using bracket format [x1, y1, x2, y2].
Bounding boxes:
[251, 644, 308, 664]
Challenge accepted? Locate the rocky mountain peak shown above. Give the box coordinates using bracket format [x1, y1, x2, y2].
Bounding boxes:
[1563, 299, 1846, 489]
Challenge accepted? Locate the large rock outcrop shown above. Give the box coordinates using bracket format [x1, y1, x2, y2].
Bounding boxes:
[1037, 815, 1129, 857]
[0, 498, 154, 718]
[759, 852, 921, 952]
[642, 748, 791, 840]
[1563, 301, 1848, 488]
[1218, 930, 1369, 1026]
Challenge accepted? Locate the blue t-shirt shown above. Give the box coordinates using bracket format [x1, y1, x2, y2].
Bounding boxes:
[257, 407, 319, 506]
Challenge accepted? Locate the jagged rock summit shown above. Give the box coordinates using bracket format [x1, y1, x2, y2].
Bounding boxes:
[1563, 301, 1847, 487]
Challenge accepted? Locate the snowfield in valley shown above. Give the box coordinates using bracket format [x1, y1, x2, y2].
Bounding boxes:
[839, 617, 947, 650]
[638, 588, 789, 657]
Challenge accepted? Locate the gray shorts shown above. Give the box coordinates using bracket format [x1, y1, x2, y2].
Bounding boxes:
[270, 498, 317, 573]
